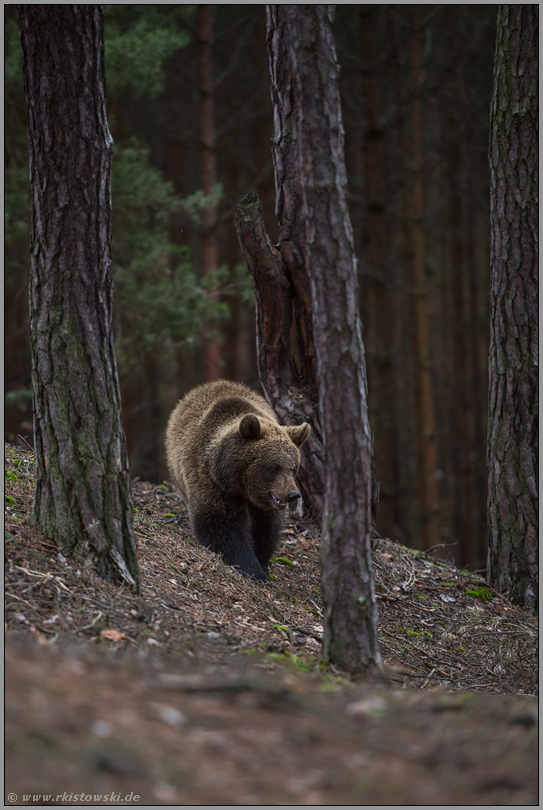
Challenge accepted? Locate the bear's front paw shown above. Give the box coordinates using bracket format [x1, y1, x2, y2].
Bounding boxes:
[254, 572, 273, 586]
[234, 563, 271, 584]
[248, 570, 271, 584]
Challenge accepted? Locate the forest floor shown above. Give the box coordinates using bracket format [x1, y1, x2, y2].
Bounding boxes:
[4, 441, 539, 806]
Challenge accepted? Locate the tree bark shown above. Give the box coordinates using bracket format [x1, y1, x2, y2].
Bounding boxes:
[409, 6, 440, 550]
[17, 5, 140, 590]
[267, 8, 318, 399]
[198, 4, 222, 382]
[266, 5, 381, 676]
[234, 4, 330, 521]
[487, 4, 538, 612]
[466, 186, 488, 568]
[233, 192, 325, 519]
[448, 119, 478, 568]
[387, 7, 418, 547]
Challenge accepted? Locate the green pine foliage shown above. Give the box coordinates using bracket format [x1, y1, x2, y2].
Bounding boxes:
[5, 5, 222, 396]
[104, 5, 223, 381]
[6, 4, 254, 480]
[111, 141, 226, 380]
[104, 5, 191, 99]
[5, 11, 33, 415]
[5, 14, 30, 287]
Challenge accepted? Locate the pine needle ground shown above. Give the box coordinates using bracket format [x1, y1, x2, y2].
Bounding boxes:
[5, 441, 538, 805]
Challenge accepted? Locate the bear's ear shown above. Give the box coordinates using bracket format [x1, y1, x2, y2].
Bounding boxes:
[239, 414, 261, 441]
[287, 422, 311, 447]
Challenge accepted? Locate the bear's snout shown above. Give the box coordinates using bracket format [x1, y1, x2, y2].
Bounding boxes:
[287, 490, 301, 503]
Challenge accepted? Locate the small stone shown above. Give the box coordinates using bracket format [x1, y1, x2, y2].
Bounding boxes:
[345, 696, 387, 718]
[92, 719, 112, 737]
[153, 784, 177, 803]
[148, 703, 186, 726]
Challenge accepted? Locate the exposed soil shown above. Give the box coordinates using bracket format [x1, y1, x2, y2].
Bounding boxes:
[5, 441, 539, 806]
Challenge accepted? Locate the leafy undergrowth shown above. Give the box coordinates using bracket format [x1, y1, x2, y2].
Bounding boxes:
[4, 442, 539, 805]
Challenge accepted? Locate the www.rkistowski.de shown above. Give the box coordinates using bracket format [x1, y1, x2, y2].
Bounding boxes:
[8, 793, 141, 803]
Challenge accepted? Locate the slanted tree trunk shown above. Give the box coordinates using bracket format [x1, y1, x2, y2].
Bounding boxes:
[234, 3, 329, 520]
[17, 5, 140, 590]
[235, 8, 384, 533]
[267, 9, 319, 401]
[487, 4, 538, 612]
[266, 4, 381, 676]
[409, 6, 440, 550]
[234, 192, 325, 519]
[198, 4, 222, 382]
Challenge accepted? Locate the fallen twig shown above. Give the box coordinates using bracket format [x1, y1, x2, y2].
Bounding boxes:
[75, 611, 104, 634]
[5, 592, 37, 609]
[16, 434, 35, 452]
[421, 668, 436, 689]
[15, 566, 72, 592]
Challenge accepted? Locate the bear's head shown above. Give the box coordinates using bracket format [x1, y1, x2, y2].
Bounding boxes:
[237, 414, 311, 511]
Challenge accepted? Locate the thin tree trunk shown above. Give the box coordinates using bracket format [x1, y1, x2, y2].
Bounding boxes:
[466, 193, 488, 569]
[488, 4, 538, 612]
[17, 5, 140, 590]
[388, 7, 417, 546]
[267, 4, 381, 676]
[448, 123, 477, 568]
[410, 6, 440, 550]
[198, 4, 222, 382]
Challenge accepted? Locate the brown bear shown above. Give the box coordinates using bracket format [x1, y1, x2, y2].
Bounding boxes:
[165, 380, 311, 582]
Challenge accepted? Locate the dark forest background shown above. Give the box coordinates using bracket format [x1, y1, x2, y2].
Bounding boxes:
[5, 5, 497, 571]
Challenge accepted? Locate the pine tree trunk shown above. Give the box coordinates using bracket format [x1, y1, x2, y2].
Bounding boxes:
[236, 7, 382, 530]
[360, 7, 394, 538]
[466, 192, 488, 568]
[410, 6, 440, 550]
[487, 4, 538, 612]
[267, 8, 318, 398]
[388, 9, 418, 546]
[448, 121, 478, 568]
[234, 4, 331, 521]
[17, 5, 140, 590]
[198, 4, 222, 382]
[267, 4, 381, 675]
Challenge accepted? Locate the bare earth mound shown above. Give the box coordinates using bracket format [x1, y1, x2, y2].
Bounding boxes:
[5, 442, 538, 805]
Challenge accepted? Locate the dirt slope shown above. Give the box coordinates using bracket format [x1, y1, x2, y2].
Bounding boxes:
[4, 442, 538, 805]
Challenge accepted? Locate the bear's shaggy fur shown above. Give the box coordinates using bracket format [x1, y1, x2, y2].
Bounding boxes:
[165, 380, 311, 581]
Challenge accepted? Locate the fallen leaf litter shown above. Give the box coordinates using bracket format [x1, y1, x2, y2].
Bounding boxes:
[4, 441, 538, 696]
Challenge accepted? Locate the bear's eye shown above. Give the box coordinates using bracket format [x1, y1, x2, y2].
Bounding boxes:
[273, 464, 281, 472]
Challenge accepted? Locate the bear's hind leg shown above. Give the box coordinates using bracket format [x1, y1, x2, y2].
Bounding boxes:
[249, 505, 283, 575]
[192, 503, 269, 582]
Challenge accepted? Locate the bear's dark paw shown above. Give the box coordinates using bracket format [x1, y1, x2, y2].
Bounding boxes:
[246, 569, 272, 584]
[232, 563, 271, 584]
